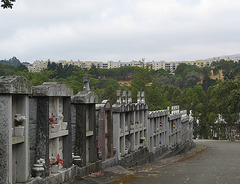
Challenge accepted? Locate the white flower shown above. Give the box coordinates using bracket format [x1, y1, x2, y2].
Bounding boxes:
[15, 114, 26, 123]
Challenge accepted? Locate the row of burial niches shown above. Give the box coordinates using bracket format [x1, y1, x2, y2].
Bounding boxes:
[12, 95, 29, 183]
[119, 107, 148, 157]
[49, 96, 68, 173]
[149, 112, 168, 152]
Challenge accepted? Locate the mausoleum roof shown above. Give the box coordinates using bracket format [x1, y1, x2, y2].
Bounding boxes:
[0, 76, 32, 94]
[32, 82, 73, 96]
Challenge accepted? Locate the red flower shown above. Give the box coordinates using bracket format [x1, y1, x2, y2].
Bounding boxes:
[57, 154, 65, 166]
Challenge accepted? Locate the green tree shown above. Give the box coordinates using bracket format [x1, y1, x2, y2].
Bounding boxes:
[1, 0, 16, 9]
[22, 70, 55, 86]
[65, 67, 85, 94]
[104, 85, 117, 105]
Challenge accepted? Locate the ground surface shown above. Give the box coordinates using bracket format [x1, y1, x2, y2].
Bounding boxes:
[68, 140, 240, 184]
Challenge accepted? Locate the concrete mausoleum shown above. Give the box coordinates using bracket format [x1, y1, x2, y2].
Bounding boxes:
[112, 91, 148, 159]
[0, 76, 32, 184]
[96, 100, 113, 161]
[31, 82, 73, 176]
[71, 75, 98, 167]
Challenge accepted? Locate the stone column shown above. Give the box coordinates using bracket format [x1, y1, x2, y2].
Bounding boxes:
[141, 92, 145, 104]
[0, 76, 32, 183]
[36, 97, 49, 176]
[89, 104, 97, 163]
[117, 90, 121, 104]
[71, 77, 98, 166]
[63, 97, 72, 167]
[122, 91, 127, 104]
[0, 95, 12, 184]
[112, 105, 121, 159]
[97, 106, 105, 160]
[137, 92, 141, 103]
[75, 104, 87, 166]
[128, 91, 132, 104]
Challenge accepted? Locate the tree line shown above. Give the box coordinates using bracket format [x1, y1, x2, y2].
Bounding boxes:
[0, 59, 239, 139]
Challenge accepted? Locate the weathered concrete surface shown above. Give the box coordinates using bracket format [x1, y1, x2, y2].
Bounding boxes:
[122, 140, 240, 184]
[0, 76, 32, 94]
[32, 82, 73, 97]
[0, 95, 11, 184]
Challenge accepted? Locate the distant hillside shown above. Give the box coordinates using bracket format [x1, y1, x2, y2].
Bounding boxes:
[0, 57, 21, 67]
[206, 54, 240, 61]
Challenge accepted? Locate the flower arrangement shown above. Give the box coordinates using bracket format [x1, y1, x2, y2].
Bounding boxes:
[15, 114, 26, 126]
[130, 121, 134, 125]
[96, 142, 102, 152]
[135, 121, 139, 124]
[49, 154, 64, 166]
[173, 123, 176, 128]
[49, 117, 58, 128]
[140, 137, 146, 143]
[160, 122, 163, 127]
[37, 158, 45, 166]
[96, 142, 102, 159]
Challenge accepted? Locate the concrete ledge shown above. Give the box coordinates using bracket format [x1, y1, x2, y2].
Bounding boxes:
[101, 157, 118, 170]
[76, 161, 102, 178]
[24, 143, 193, 184]
[25, 166, 77, 184]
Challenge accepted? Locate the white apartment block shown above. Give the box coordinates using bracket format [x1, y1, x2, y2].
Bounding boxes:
[27, 59, 214, 72]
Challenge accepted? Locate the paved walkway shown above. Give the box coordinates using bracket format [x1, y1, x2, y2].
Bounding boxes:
[68, 140, 240, 184]
[123, 140, 240, 184]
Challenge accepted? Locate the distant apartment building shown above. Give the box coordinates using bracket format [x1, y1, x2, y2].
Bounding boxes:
[27, 59, 214, 72]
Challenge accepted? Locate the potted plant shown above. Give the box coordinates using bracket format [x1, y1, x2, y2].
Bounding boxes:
[14, 114, 26, 137]
[49, 154, 64, 173]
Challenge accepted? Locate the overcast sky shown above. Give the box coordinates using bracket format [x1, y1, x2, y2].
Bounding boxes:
[1, 0, 240, 63]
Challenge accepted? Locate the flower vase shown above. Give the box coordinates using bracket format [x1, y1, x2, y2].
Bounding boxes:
[51, 164, 59, 173]
[50, 123, 60, 133]
[15, 126, 24, 137]
[130, 125, 134, 130]
[61, 122, 68, 130]
[32, 164, 44, 179]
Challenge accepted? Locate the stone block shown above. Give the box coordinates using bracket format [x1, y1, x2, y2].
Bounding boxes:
[29, 124, 37, 147]
[0, 76, 32, 94]
[32, 82, 73, 97]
